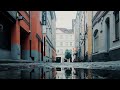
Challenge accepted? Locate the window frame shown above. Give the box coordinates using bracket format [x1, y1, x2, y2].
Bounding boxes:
[94, 29, 99, 53]
[114, 11, 119, 40]
[42, 11, 47, 25]
[70, 42, 72, 46]
[60, 35, 63, 39]
[60, 42, 63, 46]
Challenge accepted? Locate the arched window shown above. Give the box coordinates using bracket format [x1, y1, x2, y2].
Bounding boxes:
[94, 29, 99, 53]
[114, 11, 119, 40]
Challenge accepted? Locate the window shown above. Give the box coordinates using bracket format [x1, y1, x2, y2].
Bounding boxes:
[66, 35, 68, 39]
[70, 35, 72, 39]
[57, 49, 59, 53]
[86, 24, 88, 34]
[70, 42, 72, 46]
[94, 29, 99, 53]
[60, 42, 63, 46]
[42, 11, 47, 25]
[56, 42, 58, 46]
[60, 35, 63, 39]
[60, 49, 63, 54]
[114, 11, 119, 39]
[66, 42, 68, 46]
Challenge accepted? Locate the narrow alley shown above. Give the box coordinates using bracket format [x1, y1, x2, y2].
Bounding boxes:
[0, 11, 120, 79]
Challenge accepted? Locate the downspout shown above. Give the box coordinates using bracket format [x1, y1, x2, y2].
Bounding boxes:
[29, 11, 33, 61]
[92, 11, 93, 61]
[30, 11, 32, 40]
[84, 11, 86, 62]
[41, 11, 44, 62]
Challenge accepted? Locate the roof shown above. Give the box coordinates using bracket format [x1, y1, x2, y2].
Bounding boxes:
[56, 28, 74, 34]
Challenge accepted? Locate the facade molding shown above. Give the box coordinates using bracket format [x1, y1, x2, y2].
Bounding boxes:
[92, 11, 109, 27]
[110, 45, 120, 51]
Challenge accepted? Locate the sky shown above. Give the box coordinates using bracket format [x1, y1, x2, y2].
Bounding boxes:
[55, 11, 77, 29]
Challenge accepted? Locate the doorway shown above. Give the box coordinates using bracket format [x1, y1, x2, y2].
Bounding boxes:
[105, 17, 110, 52]
[0, 12, 12, 59]
[20, 27, 28, 60]
[56, 57, 61, 63]
[38, 40, 40, 61]
[41, 42, 43, 61]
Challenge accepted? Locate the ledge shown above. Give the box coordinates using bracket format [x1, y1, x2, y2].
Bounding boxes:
[92, 51, 99, 55]
[113, 38, 119, 43]
[0, 59, 33, 63]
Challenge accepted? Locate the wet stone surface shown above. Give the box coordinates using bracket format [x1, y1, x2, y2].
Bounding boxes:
[0, 62, 120, 79]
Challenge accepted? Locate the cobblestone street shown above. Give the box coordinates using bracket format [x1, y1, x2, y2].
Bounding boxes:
[1, 61, 120, 70]
[0, 61, 120, 79]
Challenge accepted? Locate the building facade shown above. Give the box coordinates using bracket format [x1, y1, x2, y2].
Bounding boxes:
[0, 11, 43, 62]
[56, 28, 74, 63]
[41, 11, 56, 62]
[73, 12, 81, 62]
[92, 11, 120, 61]
[73, 11, 92, 62]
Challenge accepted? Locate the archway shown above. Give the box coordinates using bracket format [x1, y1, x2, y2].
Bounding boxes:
[105, 17, 110, 52]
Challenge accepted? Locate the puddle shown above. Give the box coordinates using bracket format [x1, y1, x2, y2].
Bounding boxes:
[0, 65, 120, 79]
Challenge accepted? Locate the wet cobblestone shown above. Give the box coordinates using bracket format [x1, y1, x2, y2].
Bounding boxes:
[0, 61, 120, 79]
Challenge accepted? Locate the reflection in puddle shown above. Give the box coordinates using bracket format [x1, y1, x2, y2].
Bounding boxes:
[56, 68, 61, 71]
[65, 68, 72, 79]
[0, 66, 120, 79]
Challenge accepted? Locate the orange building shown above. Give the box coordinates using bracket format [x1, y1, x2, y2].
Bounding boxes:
[0, 11, 43, 62]
[30, 11, 43, 62]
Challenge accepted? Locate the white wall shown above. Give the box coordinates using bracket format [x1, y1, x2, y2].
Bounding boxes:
[56, 28, 74, 63]
[41, 11, 56, 62]
[92, 11, 120, 55]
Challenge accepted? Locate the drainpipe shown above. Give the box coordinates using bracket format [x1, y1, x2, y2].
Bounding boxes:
[84, 11, 86, 62]
[30, 11, 32, 40]
[29, 11, 33, 61]
[41, 16, 43, 62]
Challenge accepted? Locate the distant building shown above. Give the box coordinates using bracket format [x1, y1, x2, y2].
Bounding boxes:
[55, 68, 66, 79]
[73, 12, 81, 62]
[56, 28, 75, 63]
[72, 19, 77, 61]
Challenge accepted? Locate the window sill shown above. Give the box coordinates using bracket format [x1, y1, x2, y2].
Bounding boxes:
[95, 51, 98, 53]
[92, 51, 99, 54]
[113, 38, 119, 43]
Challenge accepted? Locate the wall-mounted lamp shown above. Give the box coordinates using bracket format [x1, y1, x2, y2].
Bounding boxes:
[18, 16, 24, 21]
[28, 31, 31, 33]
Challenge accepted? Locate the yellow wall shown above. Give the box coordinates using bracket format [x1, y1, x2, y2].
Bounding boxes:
[87, 11, 92, 61]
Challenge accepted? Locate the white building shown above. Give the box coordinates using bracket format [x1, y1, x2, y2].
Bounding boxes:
[73, 12, 81, 61]
[56, 28, 75, 63]
[92, 11, 120, 61]
[55, 68, 66, 79]
[40, 11, 56, 62]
